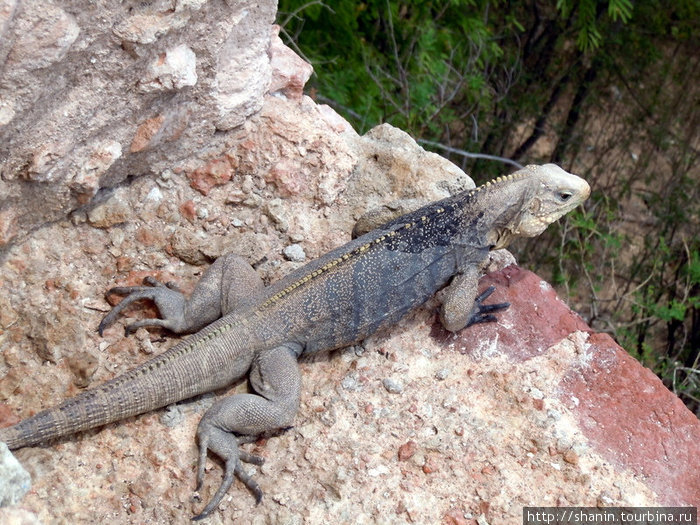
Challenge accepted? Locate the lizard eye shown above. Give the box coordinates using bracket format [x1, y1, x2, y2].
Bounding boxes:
[558, 191, 573, 202]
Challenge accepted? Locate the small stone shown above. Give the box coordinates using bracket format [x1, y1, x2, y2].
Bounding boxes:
[283, 244, 306, 262]
[367, 465, 389, 477]
[179, 200, 197, 222]
[0, 100, 15, 126]
[87, 192, 131, 228]
[382, 378, 403, 394]
[145, 186, 163, 203]
[73, 141, 123, 195]
[0, 207, 18, 246]
[563, 449, 579, 465]
[169, 227, 208, 265]
[422, 456, 439, 474]
[130, 115, 165, 153]
[66, 350, 99, 388]
[135, 328, 155, 355]
[529, 387, 544, 400]
[341, 375, 361, 392]
[398, 441, 417, 461]
[435, 368, 449, 380]
[443, 509, 468, 525]
[187, 156, 236, 196]
[139, 44, 197, 92]
[264, 199, 290, 232]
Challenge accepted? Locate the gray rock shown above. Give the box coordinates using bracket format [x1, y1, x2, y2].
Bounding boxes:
[283, 244, 306, 262]
[0, 443, 31, 507]
[382, 377, 404, 394]
[0, 0, 277, 257]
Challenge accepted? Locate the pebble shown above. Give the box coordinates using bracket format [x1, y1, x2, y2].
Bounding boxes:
[0, 443, 31, 506]
[382, 378, 404, 394]
[283, 244, 306, 262]
[341, 375, 361, 391]
[160, 405, 184, 428]
[435, 368, 450, 380]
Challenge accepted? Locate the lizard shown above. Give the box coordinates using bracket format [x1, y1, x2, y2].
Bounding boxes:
[0, 163, 590, 520]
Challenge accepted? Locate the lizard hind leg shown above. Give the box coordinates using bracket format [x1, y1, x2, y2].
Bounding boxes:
[98, 253, 264, 336]
[192, 343, 302, 520]
[98, 276, 187, 335]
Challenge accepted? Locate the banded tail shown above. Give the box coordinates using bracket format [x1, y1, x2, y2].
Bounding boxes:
[0, 316, 254, 450]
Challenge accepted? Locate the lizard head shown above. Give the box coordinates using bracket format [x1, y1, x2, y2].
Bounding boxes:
[512, 163, 590, 236]
[489, 164, 590, 249]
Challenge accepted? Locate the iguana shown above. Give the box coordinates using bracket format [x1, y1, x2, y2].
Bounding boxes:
[0, 163, 590, 520]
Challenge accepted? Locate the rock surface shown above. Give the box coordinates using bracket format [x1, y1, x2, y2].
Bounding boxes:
[0, 1, 698, 524]
[0, 0, 278, 256]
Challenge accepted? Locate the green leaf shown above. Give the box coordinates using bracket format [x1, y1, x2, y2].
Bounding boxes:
[608, 0, 633, 22]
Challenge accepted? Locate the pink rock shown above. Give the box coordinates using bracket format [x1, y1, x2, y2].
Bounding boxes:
[562, 332, 700, 505]
[455, 265, 700, 505]
[187, 155, 237, 196]
[267, 25, 313, 100]
[0, 207, 18, 247]
[265, 158, 309, 196]
[130, 115, 165, 153]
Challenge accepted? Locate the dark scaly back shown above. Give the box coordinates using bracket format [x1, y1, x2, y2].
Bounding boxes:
[241, 170, 540, 354]
[245, 185, 505, 354]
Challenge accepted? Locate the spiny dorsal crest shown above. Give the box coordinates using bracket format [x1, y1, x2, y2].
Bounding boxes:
[471, 168, 530, 195]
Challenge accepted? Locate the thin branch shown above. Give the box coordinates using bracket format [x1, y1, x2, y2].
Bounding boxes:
[314, 94, 364, 121]
[278, 1, 334, 29]
[417, 140, 524, 169]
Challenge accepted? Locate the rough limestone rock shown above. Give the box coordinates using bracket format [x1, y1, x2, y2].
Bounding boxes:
[0, 1, 698, 524]
[0, 0, 279, 254]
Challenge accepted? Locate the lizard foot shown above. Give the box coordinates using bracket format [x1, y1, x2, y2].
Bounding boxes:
[98, 276, 188, 336]
[191, 344, 302, 519]
[193, 426, 264, 521]
[465, 286, 510, 327]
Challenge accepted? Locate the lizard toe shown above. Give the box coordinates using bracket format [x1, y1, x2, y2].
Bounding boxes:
[194, 421, 264, 519]
[465, 286, 510, 327]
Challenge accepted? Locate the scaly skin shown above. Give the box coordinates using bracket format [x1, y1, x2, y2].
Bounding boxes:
[0, 163, 590, 519]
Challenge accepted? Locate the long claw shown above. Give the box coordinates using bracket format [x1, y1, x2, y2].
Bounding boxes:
[238, 450, 265, 466]
[235, 464, 263, 505]
[466, 286, 510, 327]
[98, 287, 156, 335]
[192, 459, 238, 521]
[193, 423, 265, 520]
[196, 434, 209, 491]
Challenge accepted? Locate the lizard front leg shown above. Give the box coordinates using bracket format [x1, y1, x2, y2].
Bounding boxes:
[98, 253, 263, 335]
[193, 343, 302, 520]
[440, 266, 510, 332]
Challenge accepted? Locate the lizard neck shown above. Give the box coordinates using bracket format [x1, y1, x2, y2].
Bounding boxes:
[452, 171, 535, 250]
